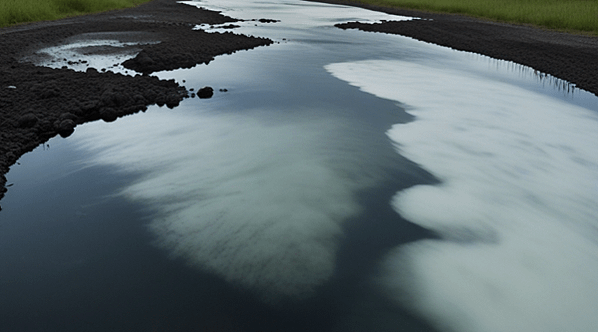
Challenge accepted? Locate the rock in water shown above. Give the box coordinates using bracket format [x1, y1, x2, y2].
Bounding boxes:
[197, 86, 214, 99]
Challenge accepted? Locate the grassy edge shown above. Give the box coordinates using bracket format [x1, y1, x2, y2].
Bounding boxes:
[0, 0, 153, 29]
[340, 0, 598, 36]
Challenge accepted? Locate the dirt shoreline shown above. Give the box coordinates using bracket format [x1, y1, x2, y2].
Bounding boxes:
[0, 0, 274, 207]
[1, 0, 597, 207]
[308, 0, 598, 95]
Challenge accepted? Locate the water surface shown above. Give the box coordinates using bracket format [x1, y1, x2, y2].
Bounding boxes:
[1, 1, 598, 331]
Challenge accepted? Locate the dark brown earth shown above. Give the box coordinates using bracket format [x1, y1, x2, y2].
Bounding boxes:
[0, 0, 273, 207]
[1, 0, 598, 208]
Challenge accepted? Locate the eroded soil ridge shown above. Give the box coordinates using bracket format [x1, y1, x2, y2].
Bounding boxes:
[0, 0, 273, 207]
[308, 0, 598, 96]
[2, 0, 598, 207]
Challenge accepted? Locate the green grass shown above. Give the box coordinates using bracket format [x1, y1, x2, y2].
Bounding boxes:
[354, 0, 598, 35]
[0, 0, 152, 28]
[2, 0, 597, 35]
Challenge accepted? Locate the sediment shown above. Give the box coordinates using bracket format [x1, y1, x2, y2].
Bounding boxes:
[1, 0, 597, 207]
[308, 0, 598, 96]
[0, 0, 273, 207]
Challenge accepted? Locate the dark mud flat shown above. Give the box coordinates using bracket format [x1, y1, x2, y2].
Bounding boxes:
[0, 0, 272, 206]
[307, 0, 598, 96]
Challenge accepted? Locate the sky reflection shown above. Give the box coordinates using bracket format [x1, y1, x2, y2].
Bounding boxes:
[73, 102, 404, 303]
[4, 0, 598, 330]
[326, 59, 598, 332]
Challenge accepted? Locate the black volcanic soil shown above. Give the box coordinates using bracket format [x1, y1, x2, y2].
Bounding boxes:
[1, 0, 598, 207]
[308, 0, 598, 96]
[0, 0, 273, 207]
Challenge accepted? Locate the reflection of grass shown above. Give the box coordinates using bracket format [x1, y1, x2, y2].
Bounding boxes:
[0, 0, 152, 28]
[355, 0, 598, 35]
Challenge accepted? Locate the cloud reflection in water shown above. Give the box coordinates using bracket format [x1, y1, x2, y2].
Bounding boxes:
[326, 60, 598, 332]
[75, 107, 391, 303]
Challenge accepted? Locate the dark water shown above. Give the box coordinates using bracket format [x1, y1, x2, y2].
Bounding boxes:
[0, 46, 439, 332]
[3, 1, 598, 331]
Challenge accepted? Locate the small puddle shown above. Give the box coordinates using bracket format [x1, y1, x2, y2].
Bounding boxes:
[22, 31, 159, 74]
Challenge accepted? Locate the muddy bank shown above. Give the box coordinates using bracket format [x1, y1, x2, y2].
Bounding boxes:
[0, 0, 273, 206]
[307, 0, 598, 96]
[2, 0, 598, 207]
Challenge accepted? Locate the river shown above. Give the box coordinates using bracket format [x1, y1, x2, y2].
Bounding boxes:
[1, 1, 597, 331]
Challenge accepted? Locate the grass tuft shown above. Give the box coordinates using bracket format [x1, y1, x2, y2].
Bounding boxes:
[0, 0, 152, 28]
[355, 0, 598, 35]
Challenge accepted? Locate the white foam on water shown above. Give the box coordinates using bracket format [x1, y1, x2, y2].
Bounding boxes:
[326, 60, 598, 332]
[74, 108, 387, 303]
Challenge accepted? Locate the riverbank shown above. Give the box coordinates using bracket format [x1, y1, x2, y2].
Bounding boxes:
[307, 0, 598, 96]
[326, 0, 598, 35]
[0, 0, 273, 207]
[1, 0, 597, 207]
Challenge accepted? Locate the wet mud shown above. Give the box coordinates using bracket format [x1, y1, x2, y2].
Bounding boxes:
[0, 0, 272, 205]
[309, 0, 598, 97]
[2, 0, 598, 206]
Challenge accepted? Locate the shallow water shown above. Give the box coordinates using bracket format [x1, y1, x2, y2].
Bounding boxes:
[2, 0, 598, 331]
[23, 31, 159, 75]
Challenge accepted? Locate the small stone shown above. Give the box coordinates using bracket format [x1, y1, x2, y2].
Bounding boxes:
[166, 94, 180, 109]
[258, 18, 279, 23]
[55, 119, 75, 138]
[197, 86, 214, 99]
[99, 107, 118, 122]
[59, 112, 77, 121]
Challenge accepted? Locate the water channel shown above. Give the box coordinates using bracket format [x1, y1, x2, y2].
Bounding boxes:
[1, 1, 598, 331]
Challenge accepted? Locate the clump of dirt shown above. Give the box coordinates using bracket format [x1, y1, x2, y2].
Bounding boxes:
[122, 28, 271, 74]
[0, 0, 273, 207]
[335, 20, 598, 96]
